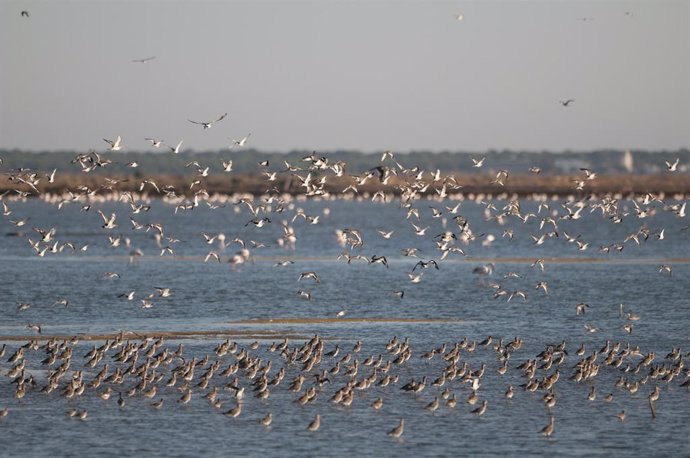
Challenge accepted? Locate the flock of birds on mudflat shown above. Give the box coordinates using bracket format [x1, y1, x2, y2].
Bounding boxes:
[2, 5, 688, 445]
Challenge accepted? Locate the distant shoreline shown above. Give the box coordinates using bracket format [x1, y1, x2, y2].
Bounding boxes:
[1, 172, 689, 197]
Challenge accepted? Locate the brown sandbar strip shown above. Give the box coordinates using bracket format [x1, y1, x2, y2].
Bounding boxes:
[232, 317, 464, 324]
[0, 329, 307, 342]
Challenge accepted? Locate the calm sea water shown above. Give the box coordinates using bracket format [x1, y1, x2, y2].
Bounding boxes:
[0, 196, 689, 457]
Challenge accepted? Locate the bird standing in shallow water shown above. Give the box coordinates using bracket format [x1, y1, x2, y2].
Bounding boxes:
[387, 419, 404, 438]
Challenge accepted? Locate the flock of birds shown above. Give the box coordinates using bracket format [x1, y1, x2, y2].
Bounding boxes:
[0, 131, 687, 441]
[4, 4, 688, 449]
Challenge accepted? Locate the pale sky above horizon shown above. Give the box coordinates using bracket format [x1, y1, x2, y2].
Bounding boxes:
[1, 0, 688, 153]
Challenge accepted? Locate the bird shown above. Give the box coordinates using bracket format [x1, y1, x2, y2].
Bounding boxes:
[261, 413, 273, 427]
[225, 403, 242, 418]
[21, 10, 30, 17]
[132, 56, 156, 63]
[387, 419, 404, 438]
[231, 134, 251, 148]
[665, 158, 680, 172]
[559, 99, 575, 106]
[472, 157, 485, 168]
[298, 271, 320, 283]
[145, 138, 164, 147]
[307, 414, 321, 431]
[471, 400, 488, 416]
[189, 113, 227, 129]
[165, 140, 184, 154]
[103, 136, 123, 151]
[540, 416, 555, 437]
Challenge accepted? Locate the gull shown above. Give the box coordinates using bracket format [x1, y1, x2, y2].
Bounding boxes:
[580, 168, 597, 180]
[204, 251, 220, 263]
[371, 255, 389, 268]
[246, 217, 271, 228]
[575, 303, 589, 315]
[411, 223, 429, 236]
[165, 140, 184, 154]
[299, 271, 320, 283]
[377, 230, 394, 239]
[584, 323, 598, 333]
[412, 260, 439, 271]
[407, 272, 424, 283]
[471, 157, 485, 168]
[189, 113, 227, 129]
[231, 133, 251, 148]
[665, 158, 679, 172]
[155, 287, 172, 297]
[97, 210, 118, 229]
[103, 136, 123, 151]
[47, 169, 57, 183]
[559, 99, 575, 106]
[658, 265, 672, 276]
[531, 259, 545, 272]
[132, 56, 156, 63]
[297, 290, 312, 301]
[535, 282, 549, 294]
[118, 291, 135, 301]
[145, 138, 164, 148]
[222, 160, 234, 172]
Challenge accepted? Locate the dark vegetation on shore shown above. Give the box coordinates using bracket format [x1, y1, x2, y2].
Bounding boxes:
[1, 149, 688, 196]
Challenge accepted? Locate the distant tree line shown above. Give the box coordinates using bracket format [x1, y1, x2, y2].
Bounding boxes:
[1, 148, 688, 176]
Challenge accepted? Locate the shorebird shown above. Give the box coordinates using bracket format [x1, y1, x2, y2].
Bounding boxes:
[387, 419, 404, 438]
[471, 157, 485, 168]
[132, 56, 156, 63]
[21, 10, 29, 17]
[560, 99, 575, 106]
[189, 113, 227, 129]
[261, 412, 272, 427]
[540, 416, 555, 437]
[307, 414, 321, 431]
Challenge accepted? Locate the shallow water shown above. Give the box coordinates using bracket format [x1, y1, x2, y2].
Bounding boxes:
[0, 197, 689, 457]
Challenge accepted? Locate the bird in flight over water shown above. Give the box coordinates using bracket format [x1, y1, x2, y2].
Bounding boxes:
[559, 99, 575, 107]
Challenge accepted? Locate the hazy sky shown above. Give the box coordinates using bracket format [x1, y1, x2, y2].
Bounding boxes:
[1, 1, 688, 153]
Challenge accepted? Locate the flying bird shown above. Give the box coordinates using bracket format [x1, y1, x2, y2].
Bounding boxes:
[103, 136, 123, 151]
[559, 99, 575, 107]
[189, 113, 227, 129]
[132, 56, 156, 63]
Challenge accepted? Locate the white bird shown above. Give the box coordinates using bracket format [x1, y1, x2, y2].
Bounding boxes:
[231, 133, 251, 148]
[145, 138, 164, 148]
[472, 157, 485, 168]
[665, 158, 680, 172]
[103, 136, 122, 151]
[189, 113, 227, 129]
[166, 140, 184, 154]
